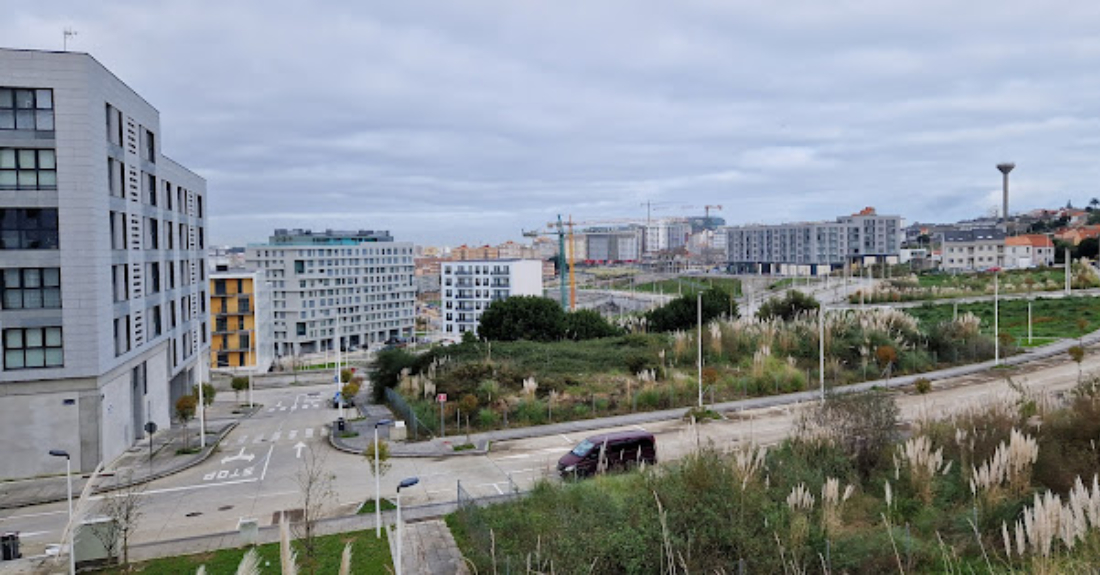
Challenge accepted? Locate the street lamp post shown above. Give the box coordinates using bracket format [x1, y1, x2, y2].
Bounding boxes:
[395, 477, 420, 575]
[696, 292, 703, 408]
[374, 419, 393, 538]
[48, 450, 75, 575]
[994, 272, 1000, 366]
[819, 306, 826, 402]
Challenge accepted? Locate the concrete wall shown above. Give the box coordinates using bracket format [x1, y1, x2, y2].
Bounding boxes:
[0, 378, 89, 479]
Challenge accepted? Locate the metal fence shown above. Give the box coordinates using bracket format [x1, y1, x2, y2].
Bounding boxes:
[455, 479, 524, 574]
[384, 387, 432, 441]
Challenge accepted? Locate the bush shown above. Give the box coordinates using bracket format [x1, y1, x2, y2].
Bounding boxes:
[914, 377, 932, 394]
[798, 390, 899, 478]
[564, 309, 622, 340]
[368, 348, 420, 402]
[645, 287, 734, 332]
[756, 289, 820, 321]
[477, 408, 500, 428]
[513, 399, 547, 425]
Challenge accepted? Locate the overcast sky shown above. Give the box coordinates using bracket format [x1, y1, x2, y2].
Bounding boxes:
[4, 1, 1100, 246]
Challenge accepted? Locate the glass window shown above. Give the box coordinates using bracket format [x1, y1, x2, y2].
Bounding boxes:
[0, 148, 58, 190]
[1, 267, 61, 309]
[0, 87, 53, 131]
[0, 209, 59, 250]
[3, 326, 63, 369]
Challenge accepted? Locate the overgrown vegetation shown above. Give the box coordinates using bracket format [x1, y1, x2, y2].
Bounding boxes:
[853, 265, 1100, 303]
[451, 381, 1100, 573]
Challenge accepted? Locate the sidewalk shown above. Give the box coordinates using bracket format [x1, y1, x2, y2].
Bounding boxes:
[329, 327, 1100, 458]
[0, 401, 258, 510]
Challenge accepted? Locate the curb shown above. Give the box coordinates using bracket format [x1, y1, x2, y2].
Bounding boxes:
[327, 422, 491, 457]
[0, 407, 261, 510]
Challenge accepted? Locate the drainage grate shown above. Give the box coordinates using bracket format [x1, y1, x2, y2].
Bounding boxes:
[185, 511, 202, 517]
[218, 505, 234, 511]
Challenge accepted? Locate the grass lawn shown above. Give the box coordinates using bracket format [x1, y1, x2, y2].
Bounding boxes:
[92, 529, 391, 574]
[905, 295, 1100, 342]
[431, 334, 666, 378]
[358, 498, 397, 513]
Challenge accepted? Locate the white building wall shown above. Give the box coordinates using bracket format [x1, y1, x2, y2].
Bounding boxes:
[441, 259, 544, 337]
[0, 49, 206, 479]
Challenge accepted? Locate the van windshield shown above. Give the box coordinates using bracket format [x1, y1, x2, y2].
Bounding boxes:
[571, 439, 595, 457]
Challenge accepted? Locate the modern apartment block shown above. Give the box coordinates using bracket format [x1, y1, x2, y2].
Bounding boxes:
[0, 49, 207, 479]
[245, 229, 415, 357]
[941, 228, 1007, 271]
[209, 269, 274, 373]
[583, 225, 644, 263]
[725, 208, 902, 275]
[441, 259, 543, 337]
[644, 219, 692, 254]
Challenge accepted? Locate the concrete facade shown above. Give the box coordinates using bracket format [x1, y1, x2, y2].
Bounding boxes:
[583, 225, 644, 263]
[245, 229, 416, 357]
[725, 208, 901, 274]
[0, 49, 207, 479]
[441, 259, 543, 337]
[1005, 235, 1055, 269]
[644, 219, 692, 254]
[941, 229, 1006, 271]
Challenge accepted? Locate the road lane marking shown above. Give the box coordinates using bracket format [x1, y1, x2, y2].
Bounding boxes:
[305, 428, 315, 438]
[496, 454, 530, 460]
[260, 444, 275, 481]
[559, 434, 572, 444]
[289, 430, 298, 440]
[0, 509, 68, 521]
[271, 431, 282, 442]
[253, 435, 265, 444]
[632, 425, 647, 432]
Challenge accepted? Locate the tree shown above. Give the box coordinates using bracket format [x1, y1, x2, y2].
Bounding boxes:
[564, 309, 621, 340]
[230, 376, 249, 403]
[645, 287, 734, 332]
[364, 439, 391, 479]
[1077, 237, 1099, 260]
[192, 382, 216, 407]
[87, 472, 144, 566]
[477, 296, 566, 341]
[175, 395, 197, 451]
[294, 446, 335, 573]
[756, 290, 820, 322]
[1091, 197, 1100, 211]
[367, 347, 420, 402]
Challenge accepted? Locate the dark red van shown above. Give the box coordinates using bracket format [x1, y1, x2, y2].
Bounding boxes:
[557, 430, 657, 478]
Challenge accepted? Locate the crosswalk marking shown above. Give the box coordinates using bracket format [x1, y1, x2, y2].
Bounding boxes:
[235, 427, 322, 445]
[305, 428, 314, 438]
[236, 435, 248, 445]
[253, 435, 264, 444]
[271, 431, 282, 442]
[289, 430, 298, 439]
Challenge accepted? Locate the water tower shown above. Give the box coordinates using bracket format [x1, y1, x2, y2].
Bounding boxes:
[997, 162, 1015, 232]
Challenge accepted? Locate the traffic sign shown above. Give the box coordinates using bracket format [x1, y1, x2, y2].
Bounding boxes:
[144, 421, 158, 434]
[437, 393, 447, 403]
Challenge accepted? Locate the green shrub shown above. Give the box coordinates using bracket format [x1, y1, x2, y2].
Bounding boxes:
[476, 408, 499, 428]
[513, 399, 546, 425]
[635, 388, 662, 410]
[914, 377, 932, 394]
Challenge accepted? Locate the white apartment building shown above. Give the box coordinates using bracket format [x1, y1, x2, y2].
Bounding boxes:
[725, 208, 901, 274]
[245, 229, 415, 357]
[941, 229, 1006, 271]
[441, 259, 543, 337]
[1005, 234, 1055, 269]
[645, 219, 692, 254]
[0, 49, 208, 479]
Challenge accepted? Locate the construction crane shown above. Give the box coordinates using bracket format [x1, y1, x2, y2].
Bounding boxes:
[523, 222, 568, 309]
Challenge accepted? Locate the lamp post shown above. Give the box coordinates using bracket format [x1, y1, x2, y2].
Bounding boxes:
[374, 419, 393, 538]
[395, 477, 420, 575]
[818, 306, 826, 402]
[48, 450, 75, 575]
[994, 271, 1000, 366]
[696, 292, 703, 408]
[198, 360, 206, 449]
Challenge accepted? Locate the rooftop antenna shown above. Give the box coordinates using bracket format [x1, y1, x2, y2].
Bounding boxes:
[63, 27, 78, 51]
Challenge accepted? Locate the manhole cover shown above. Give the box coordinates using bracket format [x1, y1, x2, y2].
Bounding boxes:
[185, 511, 202, 517]
[218, 505, 233, 511]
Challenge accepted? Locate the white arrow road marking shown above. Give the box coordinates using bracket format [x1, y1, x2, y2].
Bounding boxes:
[220, 447, 255, 465]
[294, 441, 307, 459]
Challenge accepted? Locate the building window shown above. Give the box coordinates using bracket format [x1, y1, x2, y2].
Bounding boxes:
[0, 88, 54, 131]
[0, 208, 59, 249]
[3, 326, 63, 369]
[145, 173, 157, 205]
[0, 149, 57, 190]
[2, 268, 61, 309]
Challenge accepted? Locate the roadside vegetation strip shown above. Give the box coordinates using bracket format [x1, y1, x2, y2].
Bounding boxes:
[91, 529, 391, 574]
[448, 381, 1100, 574]
[854, 265, 1100, 303]
[905, 295, 1100, 342]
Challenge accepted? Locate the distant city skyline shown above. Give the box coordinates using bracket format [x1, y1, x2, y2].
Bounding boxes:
[3, 2, 1099, 246]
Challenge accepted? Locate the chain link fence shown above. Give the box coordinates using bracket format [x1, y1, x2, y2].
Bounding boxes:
[384, 387, 433, 441]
